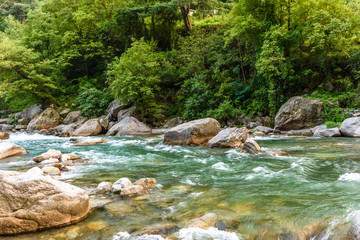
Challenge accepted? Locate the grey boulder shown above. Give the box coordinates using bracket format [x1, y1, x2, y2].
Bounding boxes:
[207, 127, 248, 148]
[275, 96, 323, 130]
[164, 118, 220, 146]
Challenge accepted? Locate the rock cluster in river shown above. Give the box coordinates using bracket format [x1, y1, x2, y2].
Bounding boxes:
[95, 177, 158, 198]
[32, 149, 89, 173]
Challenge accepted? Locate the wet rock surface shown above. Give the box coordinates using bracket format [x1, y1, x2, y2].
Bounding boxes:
[0, 170, 90, 235]
[164, 118, 220, 146]
[275, 96, 323, 130]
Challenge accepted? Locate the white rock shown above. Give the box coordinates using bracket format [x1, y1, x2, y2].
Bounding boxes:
[112, 178, 132, 193]
[26, 167, 43, 176]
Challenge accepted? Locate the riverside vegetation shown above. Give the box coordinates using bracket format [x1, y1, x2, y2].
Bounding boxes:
[0, 0, 359, 126]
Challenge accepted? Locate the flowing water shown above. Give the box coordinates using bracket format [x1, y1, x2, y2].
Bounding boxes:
[2, 133, 360, 239]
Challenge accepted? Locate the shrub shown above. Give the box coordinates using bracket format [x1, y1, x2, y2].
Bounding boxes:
[76, 88, 112, 117]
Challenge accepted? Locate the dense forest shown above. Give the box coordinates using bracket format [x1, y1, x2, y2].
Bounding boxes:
[0, 0, 359, 126]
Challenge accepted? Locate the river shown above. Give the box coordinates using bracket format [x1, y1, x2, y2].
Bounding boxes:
[1, 133, 360, 239]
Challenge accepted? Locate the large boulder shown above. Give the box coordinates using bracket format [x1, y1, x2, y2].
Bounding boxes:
[164, 118, 220, 146]
[106, 100, 129, 119]
[340, 117, 360, 137]
[63, 111, 87, 125]
[0, 170, 90, 235]
[0, 142, 28, 160]
[72, 119, 102, 137]
[99, 114, 111, 130]
[106, 117, 151, 136]
[314, 127, 341, 137]
[27, 108, 60, 131]
[15, 104, 43, 121]
[207, 127, 248, 148]
[117, 106, 136, 122]
[55, 123, 78, 137]
[274, 96, 323, 130]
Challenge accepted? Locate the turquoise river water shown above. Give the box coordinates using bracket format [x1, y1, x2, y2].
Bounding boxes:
[1, 133, 360, 239]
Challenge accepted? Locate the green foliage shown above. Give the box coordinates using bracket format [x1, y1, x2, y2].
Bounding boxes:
[76, 88, 112, 117]
[0, 37, 60, 103]
[107, 38, 162, 117]
[324, 121, 342, 129]
[1, 0, 360, 126]
[206, 99, 239, 122]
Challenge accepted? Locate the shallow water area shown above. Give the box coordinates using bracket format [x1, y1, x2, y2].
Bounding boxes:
[2, 133, 360, 239]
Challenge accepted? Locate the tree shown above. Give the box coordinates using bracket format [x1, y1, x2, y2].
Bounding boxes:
[107, 38, 162, 117]
[0, 37, 59, 103]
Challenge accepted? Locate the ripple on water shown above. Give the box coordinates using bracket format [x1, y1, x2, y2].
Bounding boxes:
[211, 162, 232, 171]
[338, 173, 360, 181]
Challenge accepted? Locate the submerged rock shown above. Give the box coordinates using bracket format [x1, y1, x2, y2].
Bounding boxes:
[73, 119, 102, 136]
[0, 170, 90, 235]
[74, 138, 109, 146]
[176, 227, 240, 240]
[0, 142, 28, 160]
[207, 127, 248, 148]
[164, 118, 220, 146]
[185, 213, 218, 229]
[241, 138, 261, 154]
[340, 117, 360, 137]
[27, 108, 60, 131]
[106, 117, 151, 136]
[275, 96, 323, 130]
[104, 202, 135, 217]
[113, 232, 165, 240]
[132, 223, 177, 237]
[120, 185, 149, 198]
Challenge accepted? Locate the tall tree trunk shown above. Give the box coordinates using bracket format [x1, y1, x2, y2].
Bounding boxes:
[287, 0, 291, 31]
[180, 5, 192, 31]
[21, 0, 26, 25]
